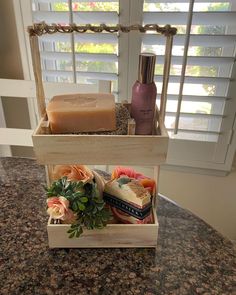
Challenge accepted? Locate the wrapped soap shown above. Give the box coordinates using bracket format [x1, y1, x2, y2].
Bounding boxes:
[103, 177, 153, 224]
[46, 93, 116, 134]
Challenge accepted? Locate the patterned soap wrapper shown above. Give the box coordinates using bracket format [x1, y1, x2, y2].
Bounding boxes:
[103, 192, 152, 220]
[110, 206, 154, 224]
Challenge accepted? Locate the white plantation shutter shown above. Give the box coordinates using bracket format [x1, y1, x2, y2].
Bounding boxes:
[13, 0, 236, 172]
[32, 0, 119, 93]
[141, 0, 236, 171]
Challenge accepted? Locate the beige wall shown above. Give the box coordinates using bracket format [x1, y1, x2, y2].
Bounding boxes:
[0, 0, 34, 157]
[159, 160, 236, 241]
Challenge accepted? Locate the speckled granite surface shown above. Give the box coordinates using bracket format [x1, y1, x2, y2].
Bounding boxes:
[0, 157, 235, 295]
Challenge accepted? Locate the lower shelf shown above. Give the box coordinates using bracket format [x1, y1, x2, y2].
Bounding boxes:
[47, 209, 159, 248]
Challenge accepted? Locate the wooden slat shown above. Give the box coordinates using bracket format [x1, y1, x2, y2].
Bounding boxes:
[145, 0, 228, 2]
[0, 128, 33, 147]
[33, 11, 118, 24]
[165, 94, 228, 102]
[29, 36, 46, 118]
[32, 104, 168, 165]
[41, 51, 118, 63]
[155, 75, 230, 84]
[156, 55, 234, 66]
[32, 133, 168, 165]
[43, 70, 118, 81]
[160, 35, 173, 121]
[143, 34, 236, 47]
[47, 209, 158, 248]
[40, 31, 117, 44]
[0, 79, 98, 98]
[144, 11, 236, 26]
[127, 119, 136, 135]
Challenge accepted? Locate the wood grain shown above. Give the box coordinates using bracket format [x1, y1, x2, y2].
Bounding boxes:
[29, 36, 46, 118]
[160, 35, 173, 121]
[33, 134, 168, 165]
[32, 106, 168, 165]
[127, 118, 136, 135]
[47, 209, 159, 248]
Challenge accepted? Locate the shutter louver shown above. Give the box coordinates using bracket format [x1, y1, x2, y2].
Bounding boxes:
[33, 11, 118, 24]
[143, 11, 236, 25]
[142, 0, 236, 142]
[32, 0, 119, 91]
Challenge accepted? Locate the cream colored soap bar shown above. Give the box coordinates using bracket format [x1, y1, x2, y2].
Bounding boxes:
[104, 179, 151, 208]
[46, 93, 116, 134]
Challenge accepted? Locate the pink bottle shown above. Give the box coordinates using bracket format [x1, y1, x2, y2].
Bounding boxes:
[131, 53, 157, 135]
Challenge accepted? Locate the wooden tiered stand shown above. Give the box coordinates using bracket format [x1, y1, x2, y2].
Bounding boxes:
[28, 23, 176, 248]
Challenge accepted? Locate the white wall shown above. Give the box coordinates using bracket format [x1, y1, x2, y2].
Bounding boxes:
[159, 162, 236, 241]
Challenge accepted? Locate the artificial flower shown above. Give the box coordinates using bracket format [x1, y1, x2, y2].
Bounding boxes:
[112, 166, 146, 180]
[52, 165, 93, 183]
[47, 196, 71, 220]
[61, 209, 77, 224]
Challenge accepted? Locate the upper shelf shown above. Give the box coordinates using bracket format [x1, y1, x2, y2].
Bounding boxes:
[32, 104, 169, 166]
[29, 23, 173, 165]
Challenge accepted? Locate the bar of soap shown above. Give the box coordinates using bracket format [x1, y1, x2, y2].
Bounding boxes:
[46, 93, 116, 133]
[104, 178, 151, 208]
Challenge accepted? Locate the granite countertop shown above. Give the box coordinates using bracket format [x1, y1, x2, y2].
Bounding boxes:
[0, 157, 235, 295]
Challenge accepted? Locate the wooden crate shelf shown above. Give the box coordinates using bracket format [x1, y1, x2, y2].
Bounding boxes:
[47, 209, 158, 248]
[28, 22, 176, 248]
[32, 105, 168, 166]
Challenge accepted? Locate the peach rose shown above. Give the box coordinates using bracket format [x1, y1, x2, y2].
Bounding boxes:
[61, 209, 77, 224]
[47, 196, 76, 222]
[52, 165, 93, 183]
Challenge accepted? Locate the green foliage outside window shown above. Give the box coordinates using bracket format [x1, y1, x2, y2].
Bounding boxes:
[52, 2, 118, 76]
[48, 1, 229, 89]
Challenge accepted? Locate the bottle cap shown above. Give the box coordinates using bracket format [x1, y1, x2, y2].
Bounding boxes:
[138, 53, 156, 84]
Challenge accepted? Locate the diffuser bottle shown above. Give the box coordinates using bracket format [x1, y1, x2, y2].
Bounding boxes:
[131, 53, 157, 135]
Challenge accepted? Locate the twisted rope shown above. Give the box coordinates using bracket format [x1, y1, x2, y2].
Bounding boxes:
[28, 22, 177, 37]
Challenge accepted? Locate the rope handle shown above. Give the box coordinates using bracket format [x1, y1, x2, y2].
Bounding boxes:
[28, 22, 176, 121]
[28, 22, 177, 37]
